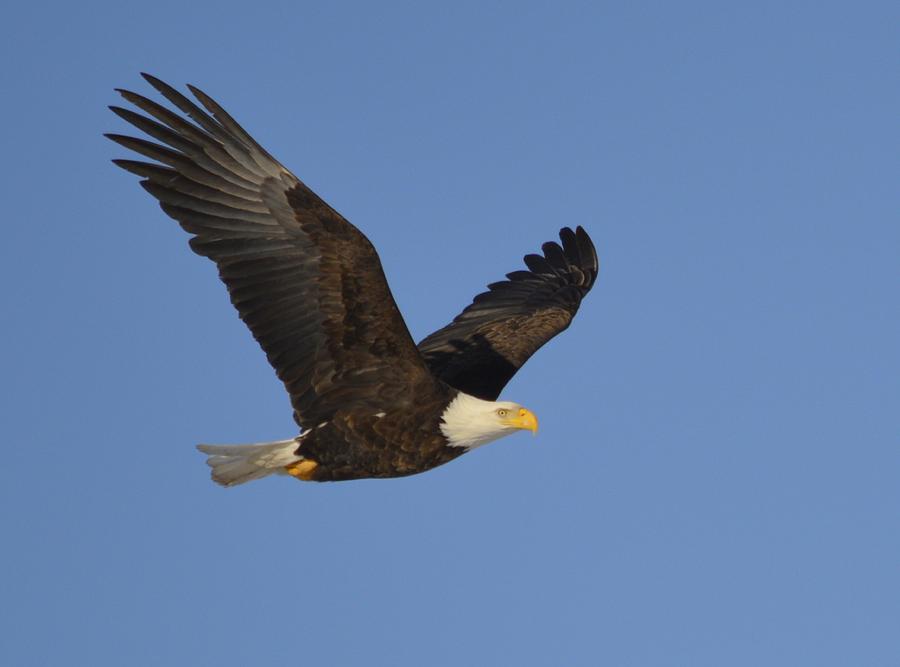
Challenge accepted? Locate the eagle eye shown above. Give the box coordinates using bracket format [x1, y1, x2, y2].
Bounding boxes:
[497, 409, 509, 417]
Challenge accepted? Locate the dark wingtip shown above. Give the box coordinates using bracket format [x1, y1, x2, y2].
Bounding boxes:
[574, 225, 599, 276]
[185, 83, 215, 111]
[523, 253, 555, 275]
[110, 158, 142, 176]
[103, 132, 131, 144]
[558, 226, 581, 266]
[108, 105, 129, 119]
[140, 72, 173, 95]
[114, 88, 140, 102]
[541, 241, 569, 273]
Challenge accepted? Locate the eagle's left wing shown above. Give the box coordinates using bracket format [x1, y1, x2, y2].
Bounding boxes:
[418, 226, 598, 400]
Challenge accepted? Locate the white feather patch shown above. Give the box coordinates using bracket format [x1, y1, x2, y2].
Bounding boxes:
[439, 394, 522, 450]
[197, 438, 302, 487]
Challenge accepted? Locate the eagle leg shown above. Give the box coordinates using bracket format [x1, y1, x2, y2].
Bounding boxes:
[285, 459, 319, 481]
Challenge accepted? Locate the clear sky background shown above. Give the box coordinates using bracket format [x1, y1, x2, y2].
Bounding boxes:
[1, 1, 897, 665]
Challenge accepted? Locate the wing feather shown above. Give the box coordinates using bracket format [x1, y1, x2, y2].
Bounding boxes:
[418, 226, 598, 400]
[109, 75, 439, 429]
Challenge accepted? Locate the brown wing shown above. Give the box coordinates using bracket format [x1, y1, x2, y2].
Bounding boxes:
[417, 227, 598, 400]
[108, 74, 439, 429]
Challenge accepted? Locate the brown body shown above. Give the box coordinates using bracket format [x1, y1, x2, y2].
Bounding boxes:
[295, 389, 464, 481]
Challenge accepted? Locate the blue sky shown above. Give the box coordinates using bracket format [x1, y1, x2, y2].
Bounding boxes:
[2, 1, 897, 665]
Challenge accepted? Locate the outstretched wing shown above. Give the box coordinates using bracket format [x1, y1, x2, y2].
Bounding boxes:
[418, 227, 598, 400]
[108, 74, 437, 430]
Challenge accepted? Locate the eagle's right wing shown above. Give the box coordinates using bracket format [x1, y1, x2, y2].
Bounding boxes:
[418, 227, 598, 401]
[108, 75, 437, 430]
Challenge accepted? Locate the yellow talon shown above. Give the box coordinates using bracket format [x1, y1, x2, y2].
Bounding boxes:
[285, 460, 318, 480]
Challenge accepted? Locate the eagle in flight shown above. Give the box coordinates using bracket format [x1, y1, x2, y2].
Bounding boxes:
[108, 74, 598, 485]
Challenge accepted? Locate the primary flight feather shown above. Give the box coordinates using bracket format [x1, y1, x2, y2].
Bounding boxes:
[108, 74, 598, 485]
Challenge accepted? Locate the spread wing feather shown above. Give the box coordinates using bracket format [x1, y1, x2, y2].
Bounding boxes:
[418, 226, 598, 400]
[108, 74, 437, 429]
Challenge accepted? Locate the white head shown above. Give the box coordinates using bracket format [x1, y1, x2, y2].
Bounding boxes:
[440, 393, 539, 450]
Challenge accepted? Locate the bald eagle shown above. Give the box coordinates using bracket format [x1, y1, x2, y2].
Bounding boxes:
[108, 75, 598, 485]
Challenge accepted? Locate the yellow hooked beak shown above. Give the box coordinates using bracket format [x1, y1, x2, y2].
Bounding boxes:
[504, 407, 539, 435]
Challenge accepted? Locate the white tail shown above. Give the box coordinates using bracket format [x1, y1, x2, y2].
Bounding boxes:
[197, 438, 302, 487]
